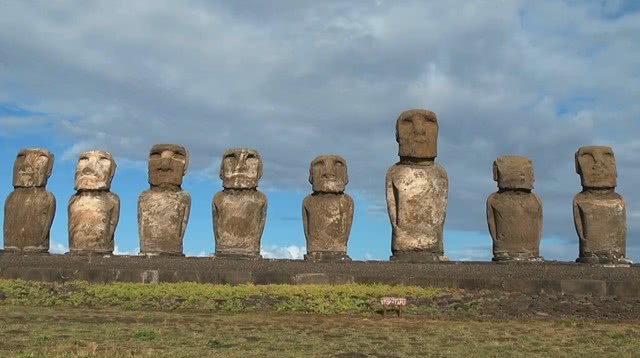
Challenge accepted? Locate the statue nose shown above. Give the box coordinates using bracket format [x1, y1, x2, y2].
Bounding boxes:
[159, 158, 172, 170]
[82, 166, 93, 175]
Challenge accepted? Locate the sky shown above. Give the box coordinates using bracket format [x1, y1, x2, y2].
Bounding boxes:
[0, 0, 639, 261]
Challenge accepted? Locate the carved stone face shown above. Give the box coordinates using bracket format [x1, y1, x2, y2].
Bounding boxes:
[575, 146, 617, 189]
[74, 150, 116, 191]
[493, 155, 534, 190]
[396, 109, 438, 159]
[148, 144, 188, 187]
[220, 148, 262, 189]
[12, 148, 54, 188]
[309, 155, 348, 193]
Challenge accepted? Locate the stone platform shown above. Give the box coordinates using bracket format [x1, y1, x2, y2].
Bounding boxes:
[0, 253, 639, 297]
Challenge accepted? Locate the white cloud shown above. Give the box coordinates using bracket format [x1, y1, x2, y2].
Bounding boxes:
[185, 250, 208, 257]
[113, 246, 138, 256]
[49, 241, 68, 254]
[261, 245, 305, 260]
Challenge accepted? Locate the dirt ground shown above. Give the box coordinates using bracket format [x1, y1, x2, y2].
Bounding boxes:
[417, 290, 640, 321]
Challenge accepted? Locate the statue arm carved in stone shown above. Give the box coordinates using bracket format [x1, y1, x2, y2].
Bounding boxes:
[486, 193, 497, 242]
[302, 197, 310, 242]
[180, 193, 191, 240]
[572, 197, 585, 244]
[108, 194, 120, 242]
[345, 194, 354, 237]
[42, 193, 56, 244]
[137, 194, 145, 243]
[385, 170, 397, 230]
[259, 193, 267, 240]
[212, 193, 222, 241]
[534, 194, 543, 243]
[67, 195, 78, 238]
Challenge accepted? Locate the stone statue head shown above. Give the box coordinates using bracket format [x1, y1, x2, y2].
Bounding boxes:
[309, 155, 348, 193]
[12, 148, 54, 188]
[575, 146, 617, 189]
[74, 150, 116, 191]
[148, 144, 189, 187]
[493, 155, 534, 191]
[396, 109, 438, 159]
[220, 148, 263, 189]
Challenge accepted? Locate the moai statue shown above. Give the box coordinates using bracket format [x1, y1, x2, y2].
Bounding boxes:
[138, 144, 191, 256]
[213, 148, 266, 259]
[68, 150, 119, 255]
[386, 109, 448, 262]
[3, 148, 56, 253]
[486, 156, 543, 262]
[303, 155, 354, 261]
[573, 146, 628, 264]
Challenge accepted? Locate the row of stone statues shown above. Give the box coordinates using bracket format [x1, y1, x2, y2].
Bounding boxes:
[2, 109, 629, 264]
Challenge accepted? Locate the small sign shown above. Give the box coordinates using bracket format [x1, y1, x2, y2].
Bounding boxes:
[380, 297, 407, 317]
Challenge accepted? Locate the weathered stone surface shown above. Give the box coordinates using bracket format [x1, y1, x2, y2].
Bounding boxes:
[68, 151, 119, 255]
[303, 155, 353, 261]
[386, 109, 448, 262]
[3, 148, 56, 253]
[396, 109, 438, 159]
[220, 148, 262, 190]
[487, 156, 543, 261]
[139, 144, 190, 256]
[213, 148, 266, 258]
[213, 190, 266, 257]
[573, 146, 628, 264]
[493, 155, 534, 191]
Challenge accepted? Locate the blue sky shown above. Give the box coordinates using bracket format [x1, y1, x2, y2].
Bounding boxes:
[0, 1, 639, 261]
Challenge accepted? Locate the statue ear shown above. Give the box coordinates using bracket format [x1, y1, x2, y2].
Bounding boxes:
[183, 148, 189, 176]
[46, 152, 55, 178]
[492, 160, 499, 182]
[257, 157, 263, 180]
[575, 152, 582, 175]
[110, 157, 117, 179]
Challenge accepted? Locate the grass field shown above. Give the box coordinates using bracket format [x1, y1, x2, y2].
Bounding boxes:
[1, 280, 639, 357]
[2, 306, 640, 357]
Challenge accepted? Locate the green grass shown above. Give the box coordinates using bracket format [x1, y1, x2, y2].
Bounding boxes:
[1, 305, 640, 357]
[0, 279, 448, 314]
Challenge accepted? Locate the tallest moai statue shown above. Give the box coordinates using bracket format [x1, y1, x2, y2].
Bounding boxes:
[386, 109, 449, 262]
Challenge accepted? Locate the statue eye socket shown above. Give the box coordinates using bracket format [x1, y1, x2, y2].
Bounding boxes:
[150, 153, 161, 159]
[335, 161, 344, 167]
[246, 154, 256, 159]
[173, 153, 185, 161]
